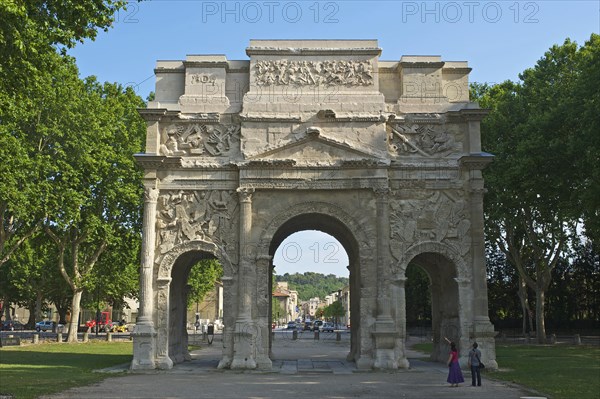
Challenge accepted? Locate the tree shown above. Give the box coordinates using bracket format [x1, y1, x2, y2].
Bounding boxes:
[275, 272, 348, 301]
[43, 75, 145, 342]
[323, 301, 344, 325]
[0, 1, 133, 268]
[478, 36, 599, 343]
[404, 264, 431, 325]
[186, 259, 223, 308]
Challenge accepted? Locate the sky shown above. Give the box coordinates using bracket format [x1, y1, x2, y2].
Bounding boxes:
[69, 0, 599, 98]
[68, 0, 598, 276]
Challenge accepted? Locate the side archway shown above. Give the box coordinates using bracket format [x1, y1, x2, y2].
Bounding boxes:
[154, 240, 230, 368]
[392, 241, 472, 364]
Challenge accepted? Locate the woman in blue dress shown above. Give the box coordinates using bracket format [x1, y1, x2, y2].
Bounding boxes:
[445, 337, 464, 387]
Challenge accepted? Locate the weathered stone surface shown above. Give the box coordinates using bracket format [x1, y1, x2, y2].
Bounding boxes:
[132, 40, 497, 371]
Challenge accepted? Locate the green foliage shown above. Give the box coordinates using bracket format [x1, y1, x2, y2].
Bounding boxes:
[0, 341, 132, 399]
[478, 34, 600, 341]
[485, 245, 522, 323]
[323, 300, 344, 319]
[0, 0, 130, 93]
[186, 259, 223, 308]
[405, 264, 431, 323]
[275, 272, 348, 301]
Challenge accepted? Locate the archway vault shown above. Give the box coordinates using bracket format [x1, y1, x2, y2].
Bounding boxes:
[131, 39, 498, 372]
[257, 201, 372, 364]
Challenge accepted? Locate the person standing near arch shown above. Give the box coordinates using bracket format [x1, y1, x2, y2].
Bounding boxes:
[445, 337, 464, 387]
[468, 342, 483, 387]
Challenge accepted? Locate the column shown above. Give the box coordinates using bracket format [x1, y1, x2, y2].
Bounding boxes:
[375, 187, 393, 322]
[392, 277, 410, 369]
[255, 255, 273, 370]
[469, 184, 489, 318]
[231, 187, 257, 369]
[236, 187, 254, 321]
[131, 186, 159, 370]
[371, 187, 398, 370]
[469, 183, 499, 369]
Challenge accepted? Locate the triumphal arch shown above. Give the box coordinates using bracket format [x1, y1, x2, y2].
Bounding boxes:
[131, 40, 497, 371]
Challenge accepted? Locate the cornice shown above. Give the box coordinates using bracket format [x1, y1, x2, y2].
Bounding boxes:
[459, 152, 495, 170]
[246, 47, 382, 56]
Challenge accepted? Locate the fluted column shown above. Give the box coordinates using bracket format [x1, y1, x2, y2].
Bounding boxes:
[139, 186, 159, 324]
[231, 187, 257, 369]
[237, 187, 254, 321]
[372, 187, 398, 370]
[375, 187, 393, 322]
[469, 184, 489, 318]
[131, 186, 159, 370]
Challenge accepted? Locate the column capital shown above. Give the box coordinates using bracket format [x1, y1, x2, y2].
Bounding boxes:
[144, 187, 160, 203]
[237, 187, 255, 203]
[373, 186, 391, 198]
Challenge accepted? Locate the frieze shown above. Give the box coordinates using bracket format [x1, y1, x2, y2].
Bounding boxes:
[389, 190, 471, 260]
[389, 123, 457, 157]
[240, 179, 386, 190]
[160, 124, 240, 157]
[254, 60, 374, 87]
[155, 190, 238, 265]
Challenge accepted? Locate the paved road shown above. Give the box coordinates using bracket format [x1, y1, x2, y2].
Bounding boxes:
[42, 335, 544, 399]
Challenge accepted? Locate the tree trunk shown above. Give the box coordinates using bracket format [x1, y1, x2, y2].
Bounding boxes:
[3, 296, 11, 320]
[35, 291, 43, 325]
[67, 290, 83, 342]
[26, 301, 36, 328]
[517, 277, 533, 335]
[535, 288, 546, 343]
[56, 303, 68, 325]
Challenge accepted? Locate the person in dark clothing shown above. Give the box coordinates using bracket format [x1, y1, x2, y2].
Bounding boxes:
[468, 342, 482, 386]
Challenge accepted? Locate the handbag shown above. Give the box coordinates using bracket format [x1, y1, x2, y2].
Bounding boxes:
[476, 352, 485, 369]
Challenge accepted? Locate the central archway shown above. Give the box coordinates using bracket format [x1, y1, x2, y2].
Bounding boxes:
[257, 201, 375, 364]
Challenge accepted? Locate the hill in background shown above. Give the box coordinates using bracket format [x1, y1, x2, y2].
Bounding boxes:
[275, 272, 349, 301]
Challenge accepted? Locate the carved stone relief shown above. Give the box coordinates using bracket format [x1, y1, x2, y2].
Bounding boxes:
[160, 124, 240, 157]
[254, 60, 373, 87]
[155, 190, 238, 265]
[389, 190, 471, 260]
[389, 122, 457, 157]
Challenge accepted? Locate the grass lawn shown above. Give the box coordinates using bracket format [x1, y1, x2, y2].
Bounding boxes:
[0, 341, 132, 399]
[412, 342, 600, 399]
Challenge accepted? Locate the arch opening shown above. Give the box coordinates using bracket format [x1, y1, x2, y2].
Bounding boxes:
[267, 212, 361, 363]
[405, 252, 460, 364]
[167, 250, 223, 365]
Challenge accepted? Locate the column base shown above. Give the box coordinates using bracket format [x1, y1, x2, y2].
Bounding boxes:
[230, 320, 257, 370]
[471, 317, 499, 370]
[217, 356, 232, 369]
[356, 355, 374, 370]
[130, 323, 157, 371]
[156, 355, 174, 370]
[372, 319, 399, 370]
[256, 354, 273, 370]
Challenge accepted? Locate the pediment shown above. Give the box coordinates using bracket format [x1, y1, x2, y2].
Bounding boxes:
[249, 131, 386, 165]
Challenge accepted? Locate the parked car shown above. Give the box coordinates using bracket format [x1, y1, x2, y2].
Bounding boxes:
[35, 320, 64, 332]
[312, 320, 323, 331]
[320, 322, 335, 332]
[303, 322, 312, 331]
[2, 320, 25, 331]
[286, 321, 297, 330]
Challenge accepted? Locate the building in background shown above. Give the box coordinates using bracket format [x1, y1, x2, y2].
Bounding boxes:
[272, 282, 299, 324]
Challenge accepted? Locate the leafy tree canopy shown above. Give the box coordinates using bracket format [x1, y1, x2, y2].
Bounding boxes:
[275, 272, 348, 302]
